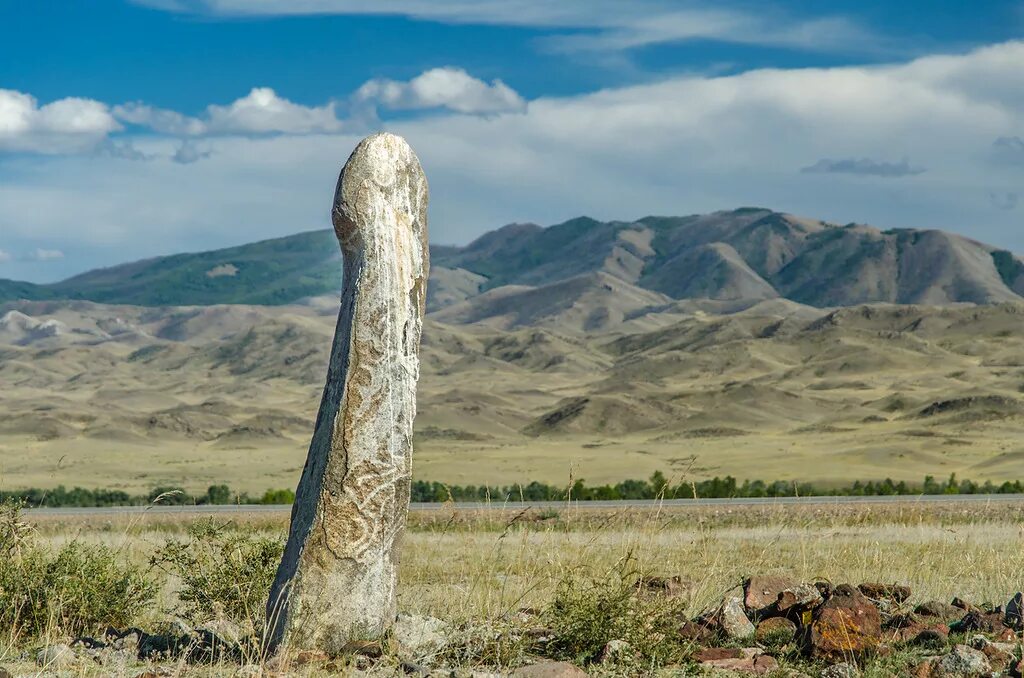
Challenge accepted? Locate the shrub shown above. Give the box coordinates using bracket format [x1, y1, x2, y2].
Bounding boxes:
[542, 561, 692, 668]
[0, 500, 157, 640]
[151, 519, 284, 632]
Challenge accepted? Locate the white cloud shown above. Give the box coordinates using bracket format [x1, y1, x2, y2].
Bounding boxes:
[0, 89, 120, 154]
[114, 87, 343, 136]
[205, 87, 342, 134]
[3, 40, 1024, 278]
[0, 249, 11, 263]
[355, 68, 526, 115]
[96, 138, 153, 161]
[113, 102, 207, 136]
[129, 1, 883, 55]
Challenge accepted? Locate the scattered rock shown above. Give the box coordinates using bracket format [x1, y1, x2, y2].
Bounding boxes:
[755, 616, 797, 642]
[695, 647, 744, 661]
[717, 595, 756, 639]
[858, 582, 911, 603]
[952, 598, 980, 613]
[808, 584, 881, 659]
[1005, 592, 1023, 629]
[951, 609, 1015, 639]
[967, 635, 1013, 667]
[932, 644, 992, 677]
[820, 662, 859, 678]
[911, 625, 950, 648]
[512, 661, 589, 677]
[392, 613, 449, 661]
[776, 583, 824, 614]
[36, 644, 75, 668]
[744, 575, 797, 616]
[699, 654, 777, 675]
[916, 601, 962, 621]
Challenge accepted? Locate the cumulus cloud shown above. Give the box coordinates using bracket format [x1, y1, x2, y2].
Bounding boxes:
[205, 87, 342, 133]
[355, 67, 526, 115]
[801, 158, 926, 177]
[113, 102, 207, 136]
[172, 140, 212, 164]
[0, 89, 120, 154]
[115, 87, 342, 136]
[993, 136, 1024, 165]
[4, 40, 1024, 275]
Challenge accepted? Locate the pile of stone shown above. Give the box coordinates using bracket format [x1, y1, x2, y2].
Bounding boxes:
[675, 576, 1024, 676]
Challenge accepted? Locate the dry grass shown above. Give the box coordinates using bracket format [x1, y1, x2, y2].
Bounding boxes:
[3, 500, 1023, 675]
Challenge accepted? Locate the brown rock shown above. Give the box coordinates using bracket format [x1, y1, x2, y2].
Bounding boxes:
[744, 576, 798, 615]
[695, 647, 744, 661]
[858, 582, 911, 603]
[952, 597, 980, 613]
[513, 661, 589, 678]
[911, 625, 950, 647]
[917, 601, 962, 621]
[808, 584, 882, 659]
[755, 616, 797, 642]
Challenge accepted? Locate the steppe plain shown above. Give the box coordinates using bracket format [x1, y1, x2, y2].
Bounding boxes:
[2, 296, 1023, 495]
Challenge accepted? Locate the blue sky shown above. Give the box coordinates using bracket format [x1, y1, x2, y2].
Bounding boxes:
[2, 0, 1023, 282]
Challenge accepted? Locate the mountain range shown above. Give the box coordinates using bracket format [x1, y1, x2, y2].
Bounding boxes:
[4, 208, 1024, 314]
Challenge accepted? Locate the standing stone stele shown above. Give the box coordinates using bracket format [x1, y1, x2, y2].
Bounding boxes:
[266, 133, 429, 653]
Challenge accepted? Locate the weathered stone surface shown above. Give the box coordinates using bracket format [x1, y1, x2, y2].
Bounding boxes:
[512, 661, 590, 677]
[392, 613, 448, 661]
[916, 601, 962, 621]
[700, 654, 778, 675]
[808, 584, 881, 659]
[755, 615, 797, 642]
[717, 595, 756, 639]
[694, 647, 744, 661]
[932, 644, 991, 676]
[266, 133, 430, 653]
[744, 575, 797, 616]
[777, 583, 823, 613]
[858, 582, 911, 603]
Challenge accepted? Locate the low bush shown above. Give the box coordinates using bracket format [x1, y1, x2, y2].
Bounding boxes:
[542, 560, 692, 668]
[0, 500, 157, 640]
[150, 519, 284, 632]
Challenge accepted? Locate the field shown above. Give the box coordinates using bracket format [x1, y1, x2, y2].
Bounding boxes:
[4, 500, 1024, 676]
[3, 300, 1024, 497]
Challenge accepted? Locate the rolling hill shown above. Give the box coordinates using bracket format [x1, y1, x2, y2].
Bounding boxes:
[3, 208, 1023, 310]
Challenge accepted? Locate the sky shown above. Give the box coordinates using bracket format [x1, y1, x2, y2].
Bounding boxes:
[1, 0, 1023, 283]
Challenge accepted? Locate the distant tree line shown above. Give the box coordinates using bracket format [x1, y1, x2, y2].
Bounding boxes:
[3, 473, 1024, 508]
